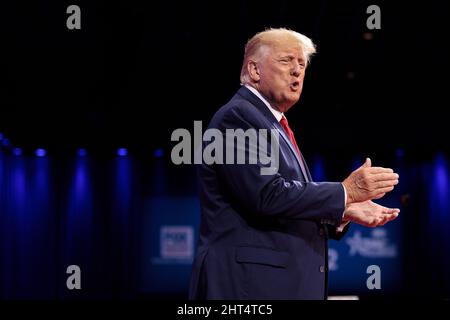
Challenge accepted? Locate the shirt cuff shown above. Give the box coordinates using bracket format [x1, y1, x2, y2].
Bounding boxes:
[337, 183, 349, 233]
[341, 183, 347, 218]
[336, 221, 350, 233]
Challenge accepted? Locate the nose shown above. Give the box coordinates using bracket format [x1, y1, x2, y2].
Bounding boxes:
[291, 64, 301, 77]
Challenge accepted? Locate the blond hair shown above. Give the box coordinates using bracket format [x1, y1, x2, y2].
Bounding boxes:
[240, 28, 316, 85]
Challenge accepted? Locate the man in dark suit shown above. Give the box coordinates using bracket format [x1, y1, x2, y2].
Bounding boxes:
[189, 28, 400, 300]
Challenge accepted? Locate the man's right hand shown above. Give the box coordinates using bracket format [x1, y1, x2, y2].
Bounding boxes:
[342, 158, 399, 204]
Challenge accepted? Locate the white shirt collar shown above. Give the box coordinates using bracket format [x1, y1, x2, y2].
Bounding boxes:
[245, 85, 284, 122]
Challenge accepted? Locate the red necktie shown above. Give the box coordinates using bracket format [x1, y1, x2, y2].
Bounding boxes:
[279, 115, 301, 158]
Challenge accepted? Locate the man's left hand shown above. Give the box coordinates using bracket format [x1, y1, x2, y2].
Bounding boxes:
[342, 200, 400, 227]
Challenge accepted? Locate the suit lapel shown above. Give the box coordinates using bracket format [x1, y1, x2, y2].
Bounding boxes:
[272, 122, 311, 183]
[237, 86, 311, 182]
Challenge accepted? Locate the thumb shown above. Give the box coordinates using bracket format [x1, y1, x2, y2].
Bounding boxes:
[362, 157, 371, 168]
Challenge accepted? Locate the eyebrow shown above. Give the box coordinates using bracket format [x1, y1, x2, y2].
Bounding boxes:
[279, 55, 306, 63]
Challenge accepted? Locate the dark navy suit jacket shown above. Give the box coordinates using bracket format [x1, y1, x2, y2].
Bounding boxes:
[189, 86, 349, 300]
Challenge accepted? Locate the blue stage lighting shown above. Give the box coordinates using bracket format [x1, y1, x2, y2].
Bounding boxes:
[35, 149, 47, 157]
[77, 148, 88, 157]
[117, 148, 128, 157]
[154, 148, 164, 158]
[13, 148, 23, 156]
[2, 138, 10, 146]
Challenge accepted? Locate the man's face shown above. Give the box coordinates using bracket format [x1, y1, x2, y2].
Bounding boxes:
[255, 38, 306, 113]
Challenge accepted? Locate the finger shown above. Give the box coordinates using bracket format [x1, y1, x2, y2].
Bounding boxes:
[371, 186, 394, 195]
[379, 212, 399, 225]
[367, 187, 394, 200]
[384, 213, 399, 224]
[372, 204, 399, 214]
[377, 214, 393, 226]
[384, 208, 400, 215]
[373, 192, 385, 199]
[378, 216, 390, 226]
[371, 173, 399, 182]
[365, 220, 378, 228]
[374, 180, 399, 189]
[371, 218, 382, 227]
[357, 158, 372, 170]
[366, 167, 394, 174]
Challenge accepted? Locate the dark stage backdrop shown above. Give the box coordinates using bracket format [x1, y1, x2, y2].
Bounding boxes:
[1, 0, 450, 299]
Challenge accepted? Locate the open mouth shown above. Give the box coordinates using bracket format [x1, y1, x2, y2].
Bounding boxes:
[290, 81, 300, 91]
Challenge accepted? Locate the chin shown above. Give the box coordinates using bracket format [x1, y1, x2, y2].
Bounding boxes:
[287, 94, 301, 104]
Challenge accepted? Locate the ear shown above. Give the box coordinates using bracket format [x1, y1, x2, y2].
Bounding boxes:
[247, 60, 260, 82]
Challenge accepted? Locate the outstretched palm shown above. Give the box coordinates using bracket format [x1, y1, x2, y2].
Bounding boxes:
[343, 200, 400, 227]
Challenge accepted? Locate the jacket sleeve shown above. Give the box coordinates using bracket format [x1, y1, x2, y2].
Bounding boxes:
[211, 106, 345, 225]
